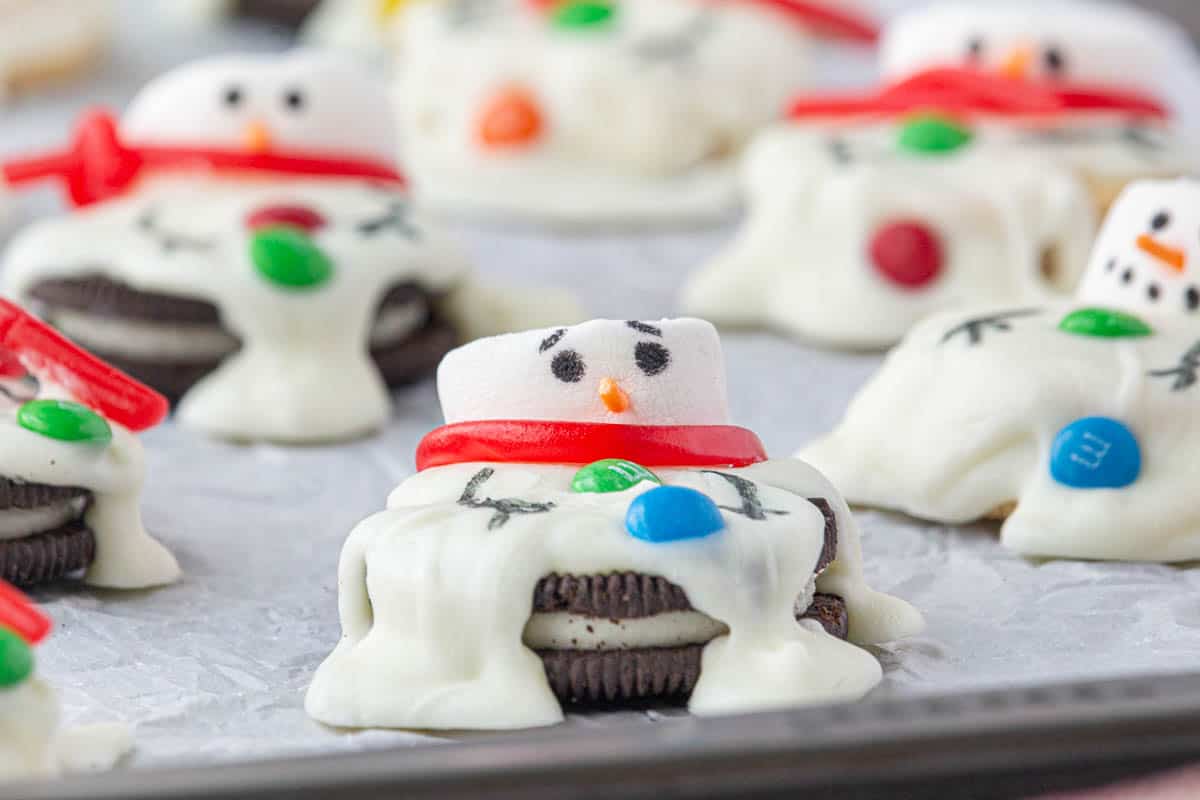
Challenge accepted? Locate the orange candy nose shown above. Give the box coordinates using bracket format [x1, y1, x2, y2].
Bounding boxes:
[999, 46, 1034, 80]
[242, 120, 272, 153]
[478, 87, 544, 149]
[598, 378, 630, 413]
[1137, 234, 1188, 272]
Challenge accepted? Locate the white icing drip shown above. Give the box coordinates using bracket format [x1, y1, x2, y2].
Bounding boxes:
[803, 302, 1200, 562]
[397, 0, 813, 224]
[0, 496, 87, 540]
[522, 611, 729, 651]
[49, 310, 240, 363]
[0, 393, 178, 588]
[683, 122, 1100, 348]
[0, 678, 132, 780]
[3, 175, 579, 443]
[305, 461, 922, 730]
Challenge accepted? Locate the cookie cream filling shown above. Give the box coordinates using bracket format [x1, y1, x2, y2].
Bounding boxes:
[522, 610, 730, 651]
[48, 311, 240, 363]
[0, 676, 132, 780]
[0, 496, 88, 540]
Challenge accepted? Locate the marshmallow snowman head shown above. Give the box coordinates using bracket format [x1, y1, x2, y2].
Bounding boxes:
[1077, 179, 1200, 317]
[121, 51, 397, 167]
[881, 1, 1190, 99]
[437, 319, 731, 426]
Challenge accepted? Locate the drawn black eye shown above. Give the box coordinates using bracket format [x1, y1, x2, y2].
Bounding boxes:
[223, 85, 244, 108]
[283, 88, 305, 112]
[1152, 211, 1171, 231]
[1187, 286, 1199, 311]
[1043, 46, 1066, 76]
[635, 342, 670, 377]
[966, 37, 985, 61]
[551, 350, 585, 383]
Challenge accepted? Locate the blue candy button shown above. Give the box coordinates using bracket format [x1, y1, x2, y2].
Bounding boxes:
[1050, 417, 1141, 489]
[625, 486, 725, 543]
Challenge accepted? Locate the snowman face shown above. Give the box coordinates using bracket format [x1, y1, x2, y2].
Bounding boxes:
[880, 1, 1184, 97]
[1077, 179, 1200, 316]
[437, 318, 730, 426]
[121, 52, 397, 167]
[399, 0, 810, 176]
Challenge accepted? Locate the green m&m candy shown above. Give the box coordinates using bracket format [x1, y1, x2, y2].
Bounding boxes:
[554, 0, 615, 29]
[17, 400, 112, 445]
[571, 459, 661, 494]
[897, 115, 973, 155]
[1059, 307, 1154, 339]
[0, 628, 33, 688]
[250, 227, 334, 290]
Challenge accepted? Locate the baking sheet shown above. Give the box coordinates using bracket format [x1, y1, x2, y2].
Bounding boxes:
[3, 0, 1200, 777]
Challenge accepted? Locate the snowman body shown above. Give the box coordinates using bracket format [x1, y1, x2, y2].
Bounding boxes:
[804, 179, 1200, 562]
[307, 319, 921, 730]
[683, 118, 1097, 348]
[396, 0, 837, 225]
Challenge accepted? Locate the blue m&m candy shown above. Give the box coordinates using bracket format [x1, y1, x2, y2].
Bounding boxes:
[625, 486, 725, 544]
[1050, 417, 1141, 489]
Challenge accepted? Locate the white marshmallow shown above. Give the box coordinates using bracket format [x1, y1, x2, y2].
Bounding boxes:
[122, 51, 397, 167]
[438, 318, 730, 426]
[1078, 179, 1200, 317]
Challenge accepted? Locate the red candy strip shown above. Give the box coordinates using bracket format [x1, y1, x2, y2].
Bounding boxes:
[787, 67, 1170, 122]
[0, 582, 51, 645]
[2, 110, 406, 208]
[735, 0, 878, 44]
[417, 420, 769, 471]
[0, 299, 168, 432]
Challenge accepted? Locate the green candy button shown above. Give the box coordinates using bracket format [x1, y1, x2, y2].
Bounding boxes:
[1059, 307, 1154, 339]
[897, 115, 973, 155]
[0, 628, 33, 689]
[571, 459, 661, 494]
[17, 400, 112, 445]
[250, 227, 334, 290]
[554, 0, 615, 29]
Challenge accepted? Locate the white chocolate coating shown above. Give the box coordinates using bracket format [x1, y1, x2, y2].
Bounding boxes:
[0, 677, 132, 780]
[683, 122, 1098, 348]
[0, 379, 179, 589]
[397, 0, 814, 225]
[305, 460, 922, 730]
[438, 319, 730, 426]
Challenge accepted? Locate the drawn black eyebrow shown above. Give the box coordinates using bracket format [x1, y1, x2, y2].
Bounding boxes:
[626, 321, 662, 337]
[539, 328, 567, 354]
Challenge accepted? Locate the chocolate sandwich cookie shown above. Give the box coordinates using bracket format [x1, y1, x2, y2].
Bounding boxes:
[0, 477, 95, 587]
[228, 0, 322, 29]
[28, 275, 458, 402]
[524, 499, 846, 707]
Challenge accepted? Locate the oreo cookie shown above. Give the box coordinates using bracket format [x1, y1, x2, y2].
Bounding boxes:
[527, 498, 846, 707]
[0, 478, 96, 587]
[28, 275, 458, 401]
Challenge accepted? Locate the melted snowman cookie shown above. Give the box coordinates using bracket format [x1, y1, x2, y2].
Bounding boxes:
[2, 53, 580, 444]
[683, 115, 1097, 348]
[397, 0, 878, 226]
[804, 179, 1200, 562]
[306, 319, 921, 730]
